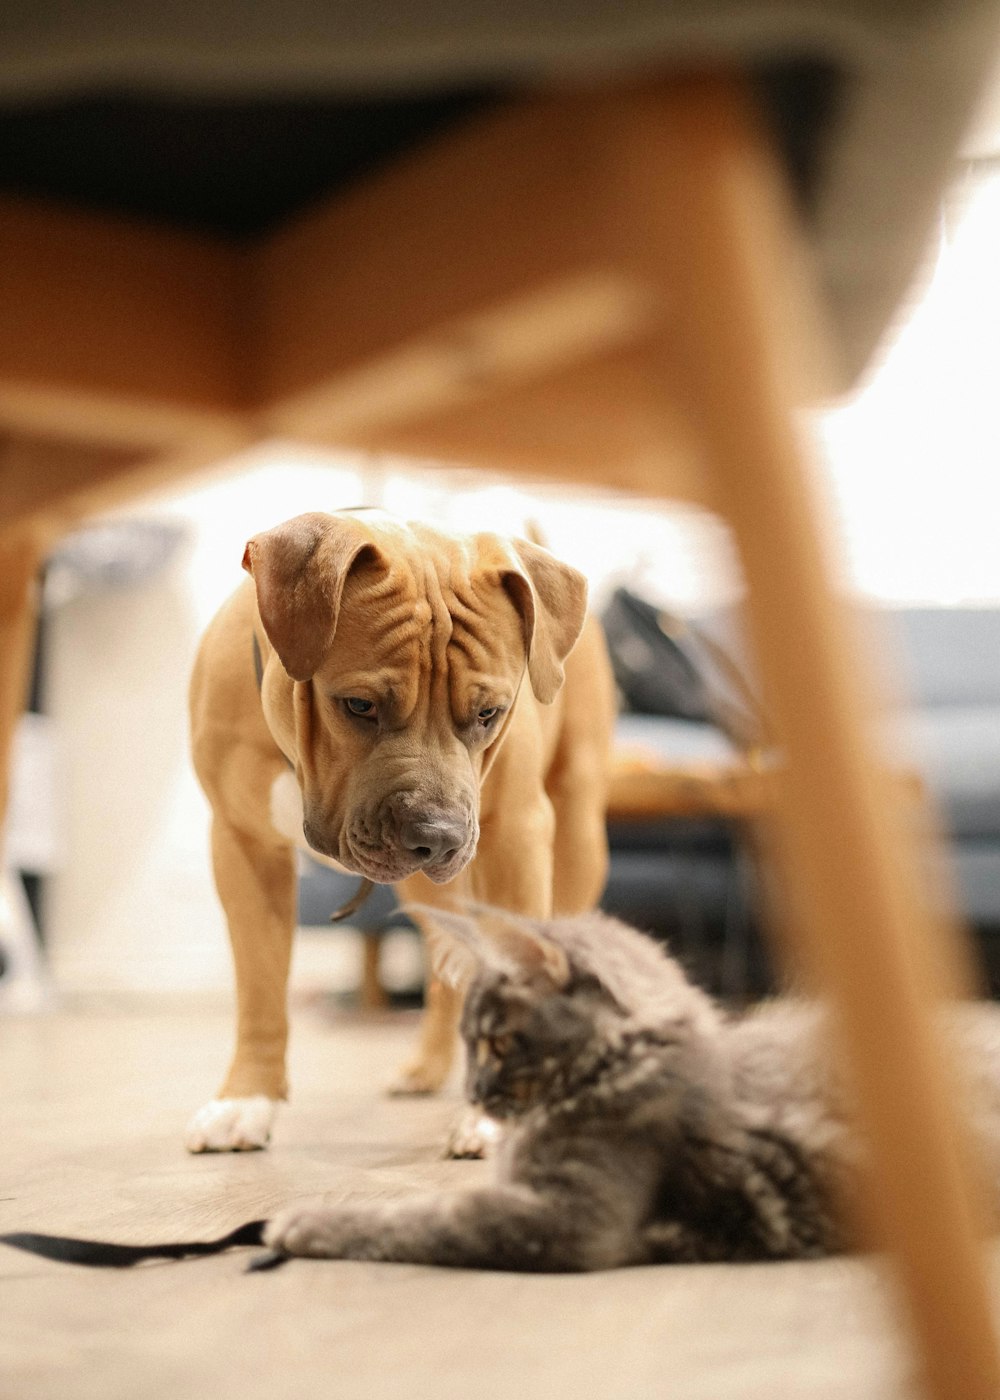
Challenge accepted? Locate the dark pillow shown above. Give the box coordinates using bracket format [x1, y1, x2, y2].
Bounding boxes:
[601, 588, 766, 752]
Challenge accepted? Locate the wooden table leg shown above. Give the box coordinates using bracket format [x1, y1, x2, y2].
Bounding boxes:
[644, 76, 1000, 1400]
[0, 526, 46, 843]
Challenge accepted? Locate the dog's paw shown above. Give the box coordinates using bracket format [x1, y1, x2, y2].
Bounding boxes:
[445, 1107, 501, 1160]
[386, 1056, 451, 1097]
[184, 1096, 278, 1153]
[265, 1206, 340, 1258]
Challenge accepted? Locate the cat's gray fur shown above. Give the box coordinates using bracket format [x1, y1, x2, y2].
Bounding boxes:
[266, 908, 1000, 1270]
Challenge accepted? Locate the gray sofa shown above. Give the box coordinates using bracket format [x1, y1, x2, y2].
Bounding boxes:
[600, 605, 1000, 995]
[891, 608, 1000, 930]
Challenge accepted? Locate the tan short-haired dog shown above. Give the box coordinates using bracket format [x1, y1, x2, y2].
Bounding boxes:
[184, 509, 615, 1152]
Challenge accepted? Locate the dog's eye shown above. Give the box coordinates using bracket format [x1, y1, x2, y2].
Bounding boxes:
[489, 1034, 514, 1057]
[478, 706, 500, 726]
[344, 697, 376, 719]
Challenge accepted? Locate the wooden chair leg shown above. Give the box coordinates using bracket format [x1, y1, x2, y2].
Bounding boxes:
[645, 77, 1000, 1400]
[0, 526, 45, 839]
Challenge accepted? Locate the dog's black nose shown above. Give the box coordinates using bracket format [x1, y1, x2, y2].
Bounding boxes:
[399, 817, 467, 866]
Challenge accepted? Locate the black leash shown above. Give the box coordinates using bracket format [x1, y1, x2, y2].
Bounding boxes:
[0, 1219, 288, 1271]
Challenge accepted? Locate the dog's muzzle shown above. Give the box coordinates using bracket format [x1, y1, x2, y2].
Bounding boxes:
[312, 797, 478, 885]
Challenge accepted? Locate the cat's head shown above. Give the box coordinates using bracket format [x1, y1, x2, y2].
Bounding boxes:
[410, 904, 718, 1120]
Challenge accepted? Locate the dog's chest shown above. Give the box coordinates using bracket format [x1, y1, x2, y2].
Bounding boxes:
[268, 770, 351, 873]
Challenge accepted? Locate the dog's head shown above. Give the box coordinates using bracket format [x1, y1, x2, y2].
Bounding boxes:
[242, 510, 587, 884]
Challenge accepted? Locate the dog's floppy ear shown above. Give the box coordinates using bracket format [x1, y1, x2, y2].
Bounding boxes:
[242, 512, 381, 681]
[501, 538, 588, 704]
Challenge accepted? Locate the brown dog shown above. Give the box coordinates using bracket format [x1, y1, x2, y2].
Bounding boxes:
[184, 509, 615, 1152]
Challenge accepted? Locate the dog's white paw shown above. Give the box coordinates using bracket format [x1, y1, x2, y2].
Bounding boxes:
[184, 1096, 278, 1153]
[445, 1107, 501, 1160]
[265, 1206, 339, 1258]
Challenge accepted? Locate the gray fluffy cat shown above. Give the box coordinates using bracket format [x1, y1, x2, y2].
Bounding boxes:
[266, 907, 1000, 1270]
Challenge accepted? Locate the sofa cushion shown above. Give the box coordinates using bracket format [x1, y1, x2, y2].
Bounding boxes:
[891, 706, 1000, 840]
[615, 712, 740, 765]
[893, 609, 1000, 708]
[617, 697, 1000, 842]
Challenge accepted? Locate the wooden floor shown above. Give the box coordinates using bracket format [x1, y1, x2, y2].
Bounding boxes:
[3, 995, 994, 1400]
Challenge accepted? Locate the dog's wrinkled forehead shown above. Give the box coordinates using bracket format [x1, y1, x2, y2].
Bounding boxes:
[340, 516, 484, 600]
[244, 509, 587, 701]
[331, 524, 526, 668]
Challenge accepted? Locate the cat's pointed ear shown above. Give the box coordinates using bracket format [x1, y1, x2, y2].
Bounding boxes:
[405, 904, 570, 990]
[480, 910, 570, 989]
[446, 902, 571, 988]
[242, 511, 384, 681]
[404, 906, 484, 988]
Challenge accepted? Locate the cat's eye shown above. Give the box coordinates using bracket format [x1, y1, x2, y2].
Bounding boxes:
[474, 1034, 513, 1065]
[344, 697, 377, 721]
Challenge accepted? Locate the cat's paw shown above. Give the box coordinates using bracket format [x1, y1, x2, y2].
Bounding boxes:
[184, 1096, 278, 1153]
[265, 1206, 338, 1258]
[445, 1107, 501, 1160]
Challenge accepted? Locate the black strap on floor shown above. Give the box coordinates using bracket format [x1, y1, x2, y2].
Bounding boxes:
[0, 1218, 284, 1270]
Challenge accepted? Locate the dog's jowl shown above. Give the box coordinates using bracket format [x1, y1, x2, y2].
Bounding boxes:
[185, 509, 615, 1152]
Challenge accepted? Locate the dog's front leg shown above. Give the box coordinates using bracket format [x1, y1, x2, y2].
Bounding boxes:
[386, 871, 471, 1097]
[472, 806, 555, 914]
[185, 815, 297, 1152]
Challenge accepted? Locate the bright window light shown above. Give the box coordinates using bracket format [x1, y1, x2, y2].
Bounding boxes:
[817, 164, 1000, 605]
